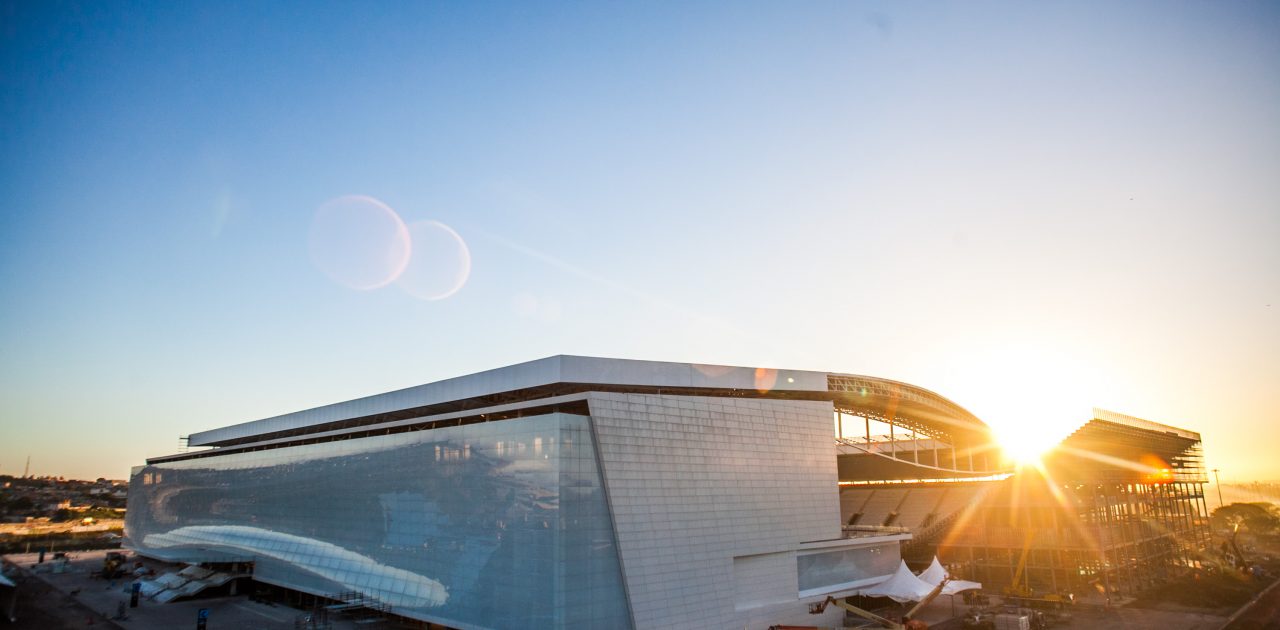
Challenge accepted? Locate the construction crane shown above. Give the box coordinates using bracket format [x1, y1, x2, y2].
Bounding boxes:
[1003, 530, 1036, 599]
[1228, 521, 1248, 569]
[798, 578, 949, 630]
[1002, 528, 1070, 609]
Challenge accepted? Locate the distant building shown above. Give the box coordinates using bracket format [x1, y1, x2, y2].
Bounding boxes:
[126, 356, 1001, 629]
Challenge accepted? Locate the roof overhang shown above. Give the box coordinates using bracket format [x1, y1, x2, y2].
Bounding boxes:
[183, 355, 991, 451]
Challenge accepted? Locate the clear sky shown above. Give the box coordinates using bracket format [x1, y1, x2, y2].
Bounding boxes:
[2, 2, 1277, 481]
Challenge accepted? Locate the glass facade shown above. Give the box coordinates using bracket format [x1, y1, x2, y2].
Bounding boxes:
[797, 542, 899, 593]
[126, 413, 632, 629]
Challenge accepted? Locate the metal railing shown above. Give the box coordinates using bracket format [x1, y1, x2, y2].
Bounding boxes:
[836, 437, 1010, 476]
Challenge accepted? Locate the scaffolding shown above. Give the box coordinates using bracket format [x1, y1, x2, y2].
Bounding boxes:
[932, 411, 1210, 598]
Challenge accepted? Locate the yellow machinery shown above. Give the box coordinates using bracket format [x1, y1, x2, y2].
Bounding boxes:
[1002, 530, 1035, 599]
[102, 551, 127, 579]
[1228, 521, 1248, 568]
[1001, 530, 1069, 608]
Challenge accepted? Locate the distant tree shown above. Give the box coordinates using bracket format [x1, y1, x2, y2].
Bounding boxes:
[1212, 502, 1280, 534]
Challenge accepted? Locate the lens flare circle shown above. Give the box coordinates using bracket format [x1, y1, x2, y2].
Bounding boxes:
[754, 367, 778, 393]
[396, 220, 471, 300]
[309, 195, 412, 290]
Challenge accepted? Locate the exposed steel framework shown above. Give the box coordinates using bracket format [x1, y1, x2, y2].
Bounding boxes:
[828, 375, 1006, 480]
[928, 410, 1210, 598]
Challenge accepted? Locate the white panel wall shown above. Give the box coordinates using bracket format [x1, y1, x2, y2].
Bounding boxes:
[733, 552, 798, 611]
[588, 393, 842, 629]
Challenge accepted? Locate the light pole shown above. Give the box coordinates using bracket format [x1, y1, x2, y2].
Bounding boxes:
[1212, 468, 1224, 508]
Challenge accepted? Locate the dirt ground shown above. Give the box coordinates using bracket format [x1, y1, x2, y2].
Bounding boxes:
[1060, 605, 1226, 630]
[2, 568, 122, 630]
[1222, 579, 1280, 630]
[2, 551, 397, 629]
[3, 549, 1273, 630]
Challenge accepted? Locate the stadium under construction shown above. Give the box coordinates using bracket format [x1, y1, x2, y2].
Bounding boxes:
[125, 356, 1210, 628]
[839, 408, 1210, 603]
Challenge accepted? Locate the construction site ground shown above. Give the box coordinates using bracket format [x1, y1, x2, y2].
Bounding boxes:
[2, 550, 407, 629]
[902, 595, 1229, 630]
[3, 549, 1274, 630]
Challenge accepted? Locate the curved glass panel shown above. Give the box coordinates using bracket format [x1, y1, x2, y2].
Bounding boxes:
[126, 413, 630, 629]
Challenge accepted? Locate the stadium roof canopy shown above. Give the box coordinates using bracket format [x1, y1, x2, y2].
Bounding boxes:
[186, 355, 994, 451]
[1045, 408, 1205, 483]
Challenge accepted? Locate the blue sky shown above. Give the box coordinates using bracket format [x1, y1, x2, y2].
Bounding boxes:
[2, 1, 1277, 480]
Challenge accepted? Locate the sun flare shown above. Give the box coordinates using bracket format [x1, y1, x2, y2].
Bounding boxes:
[994, 427, 1060, 466]
[936, 336, 1103, 469]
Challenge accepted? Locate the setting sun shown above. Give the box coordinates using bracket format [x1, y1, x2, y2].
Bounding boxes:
[994, 426, 1061, 466]
[936, 338, 1099, 468]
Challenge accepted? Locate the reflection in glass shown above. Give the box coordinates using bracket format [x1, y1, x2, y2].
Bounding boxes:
[144, 525, 448, 607]
[798, 543, 899, 592]
[126, 413, 631, 629]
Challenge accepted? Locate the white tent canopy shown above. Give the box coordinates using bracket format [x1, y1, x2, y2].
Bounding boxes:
[917, 556, 982, 595]
[858, 560, 938, 603]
